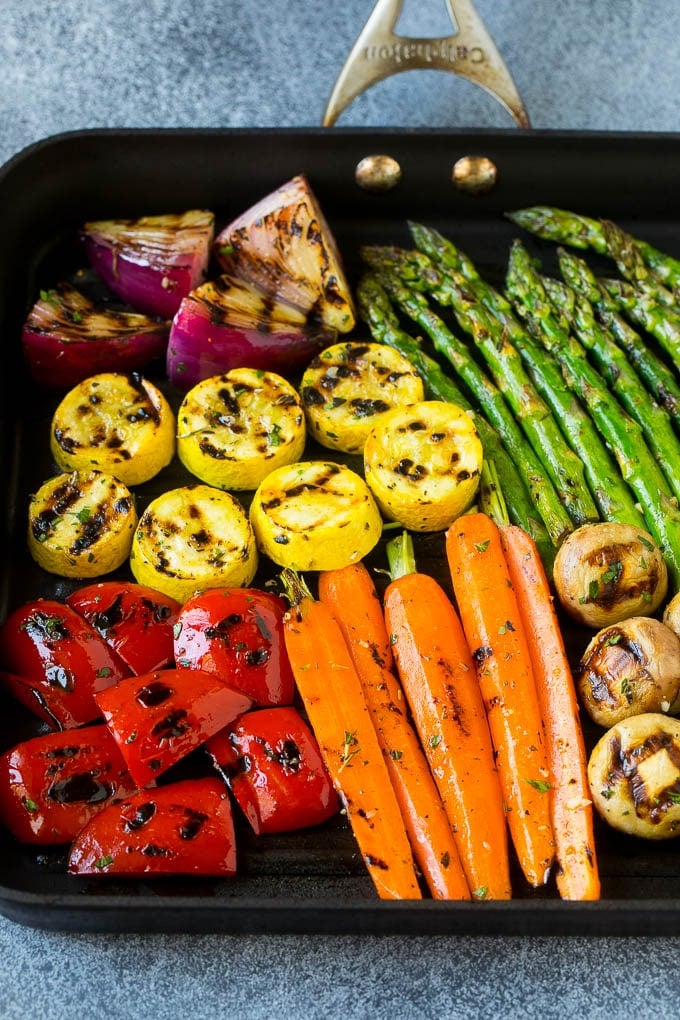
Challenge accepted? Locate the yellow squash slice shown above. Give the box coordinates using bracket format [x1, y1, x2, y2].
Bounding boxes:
[50, 372, 176, 486]
[176, 368, 306, 490]
[300, 341, 424, 454]
[28, 469, 138, 578]
[130, 484, 258, 602]
[363, 401, 483, 532]
[249, 461, 383, 571]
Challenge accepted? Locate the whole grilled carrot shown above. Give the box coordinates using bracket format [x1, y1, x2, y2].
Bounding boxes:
[445, 512, 555, 888]
[499, 523, 600, 901]
[318, 561, 471, 901]
[281, 569, 422, 901]
[382, 532, 511, 901]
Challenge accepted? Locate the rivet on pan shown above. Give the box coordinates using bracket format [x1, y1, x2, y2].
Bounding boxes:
[452, 155, 498, 195]
[355, 154, 402, 193]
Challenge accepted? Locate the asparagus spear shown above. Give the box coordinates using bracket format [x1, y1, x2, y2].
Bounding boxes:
[601, 219, 678, 307]
[355, 273, 555, 568]
[378, 247, 599, 529]
[506, 205, 680, 289]
[544, 273, 680, 504]
[506, 239, 680, 591]
[359, 248, 573, 547]
[602, 277, 680, 365]
[557, 247, 680, 422]
[409, 222, 645, 529]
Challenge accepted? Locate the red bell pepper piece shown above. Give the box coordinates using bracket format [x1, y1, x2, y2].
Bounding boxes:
[95, 667, 253, 788]
[206, 706, 339, 835]
[173, 588, 295, 706]
[0, 724, 138, 844]
[0, 599, 129, 728]
[67, 581, 180, 675]
[68, 776, 237, 876]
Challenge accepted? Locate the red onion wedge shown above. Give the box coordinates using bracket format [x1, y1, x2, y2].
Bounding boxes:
[166, 273, 335, 391]
[80, 210, 214, 319]
[22, 283, 170, 391]
[213, 175, 355, 334]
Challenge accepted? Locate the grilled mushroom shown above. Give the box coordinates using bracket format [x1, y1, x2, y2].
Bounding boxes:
[588, 713, 680, 839]
[664, 592, 680, 639]
[553, 522, 668, 628]
[576, 616, 680, 727]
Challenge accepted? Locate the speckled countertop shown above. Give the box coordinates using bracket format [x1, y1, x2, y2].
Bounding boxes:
[2, 2, 680, 1017]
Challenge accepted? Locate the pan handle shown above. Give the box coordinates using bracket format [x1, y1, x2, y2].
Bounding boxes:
[322, 0, 530, 129]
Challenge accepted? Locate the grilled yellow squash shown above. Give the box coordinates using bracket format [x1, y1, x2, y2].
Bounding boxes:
[299, 341, 424, 454]
[130, 484, 258, 601]
[28, 469, 138, 577]
[176, 368, 306, 490]
[50, 372, 176, 486]
[363, 401, 483, 532]
[249, 461, 383, 570]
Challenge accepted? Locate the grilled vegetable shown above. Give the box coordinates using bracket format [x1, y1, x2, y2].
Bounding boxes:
[166, 272, 333, 391]
[445, 513, 555, 889]
[506, 205, 680, 291]
[548, 260, 680, 502]
[577, 617, 680, 728]
[50, 372, 176, 486]
[588, 713, 680, 839]
[173, 587, 295, 706]
[557, 247, 680, 422]
[68, 777, 238, 876]
[206, 706, 339, 835]
[553, 522, 668, 628]
[176, 368, 306, 491]
[409, 224, 646, 531]
[130, 484, 258, 602]
[249, 461, 382, 571]
[80, 209, 214, 319]
[66, 580, 181, 676]
[664, 592, 680, 639]
[281, 569, 422, 900]
[95, 667, 253, 788]
[383, 532, 510, 900]
[0, 724, 138, 845]
[213, 174, 356, 334]
[22, 283, 169, 391]
[499, 523, 600, 901]
[300, 341, 424, 454]
[506, 239, 680, 591]
[363, 400, 483, 532]
[27, 469, 138, 578]
[602, 276, 680, 365]
[0, 598, 129, 728]
[318, 559, 472, 901]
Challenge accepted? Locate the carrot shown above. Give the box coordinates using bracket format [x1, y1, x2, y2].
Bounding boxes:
[382, 532, 511, 901]
[318, 561, 471, 901]
[280, 569, 422, 900]
[445, 511, 556, 888]
[499, 523, 600, 901]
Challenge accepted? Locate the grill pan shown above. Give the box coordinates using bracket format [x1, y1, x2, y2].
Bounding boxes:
[1, 127, 680, 934]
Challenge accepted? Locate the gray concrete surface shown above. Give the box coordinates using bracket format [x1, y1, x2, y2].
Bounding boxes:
[2, 1, 680, 1017]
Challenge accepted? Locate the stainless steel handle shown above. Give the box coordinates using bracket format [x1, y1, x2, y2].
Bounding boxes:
[322, 0, 530, 128]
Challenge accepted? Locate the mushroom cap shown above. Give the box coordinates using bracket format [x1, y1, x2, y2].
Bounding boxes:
[553, 522, 668, 628]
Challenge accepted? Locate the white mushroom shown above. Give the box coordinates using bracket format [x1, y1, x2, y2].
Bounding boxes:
[588, 713, 680, 839]
[576, 616, 680, 727]
[553, 522, 668, 628]
[663, 591, 680, 639]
